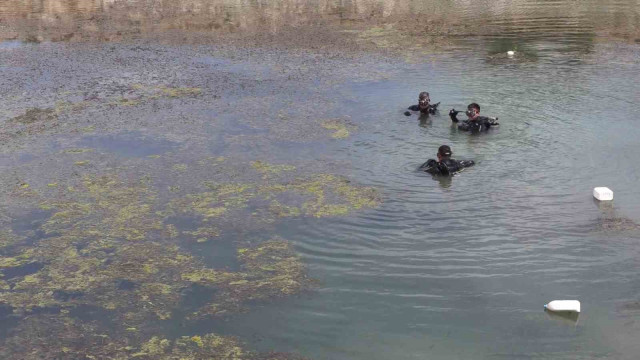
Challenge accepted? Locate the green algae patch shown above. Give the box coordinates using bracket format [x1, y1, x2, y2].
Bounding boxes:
[80, 125, 96, 133]
[158, 86, 202, 98]
[239, 239, 307, 297]
[252, 161, 296, 178]
[0, 171, 314, 323]
[259, 174, 380, 218]
[0, 230, 24, 249]
[168, 182, 255, 221]
[184, 226, 220, 242]
[54, 100, 88, 114]
[0, 163, 378, 358]
[130, 84, 202, 100]
[172, 164, 188, 172]
[321, 119, 355, 139]
[41, 175, 164, 241]
[62, 148, 94, 154]
[268, 200, 302, 217]
[0, 249, 35, 268]
[181, 269, 242, 285]
[170, 167, 379, 221]
[188, 238, 309, 319]
[0, 314, 310, 360]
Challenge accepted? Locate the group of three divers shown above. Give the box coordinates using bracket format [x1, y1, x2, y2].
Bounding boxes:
[405, 92, 500, 176]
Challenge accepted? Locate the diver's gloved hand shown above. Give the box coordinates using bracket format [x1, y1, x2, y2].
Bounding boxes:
[449, 109, 460, 123]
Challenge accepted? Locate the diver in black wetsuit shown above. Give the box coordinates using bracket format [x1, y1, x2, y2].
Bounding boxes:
[418, 145, 474, 175]
[405, 92, 440, 116]
[449, 103, 498, 132]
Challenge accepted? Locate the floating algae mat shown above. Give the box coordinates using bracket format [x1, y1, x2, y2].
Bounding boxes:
[0, 159, 380, 358]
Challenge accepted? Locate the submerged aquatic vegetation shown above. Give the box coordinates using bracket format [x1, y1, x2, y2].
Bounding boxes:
[251, 161, 296, 178]
[0, 314, 308, 360]
[598, 216, 640, 231]
[6, 84, 203, 137]
[321, 119, 354, 139]
[62, 148, 94, 154]
[10, 107, 57, 124]
[169, 161, 379, 221]
[0, 161, 379, 357]
[187, 238, 308, 318]
[127, 84, 203, 102]
[259, 174, 380, 218]
[0, 171, 325, 319]
[0, 229, 24, 249]
[183, 226, 220, 242]
[157, 86, 202, 98]
[168, 182, 254, 220]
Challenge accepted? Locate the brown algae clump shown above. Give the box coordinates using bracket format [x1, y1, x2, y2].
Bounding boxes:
[10, 107, 57, 124]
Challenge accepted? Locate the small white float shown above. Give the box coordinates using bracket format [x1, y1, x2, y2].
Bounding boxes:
[593, 187, 613, 201]
[544, 300, 580, 313]
[507, 50, 515, 56]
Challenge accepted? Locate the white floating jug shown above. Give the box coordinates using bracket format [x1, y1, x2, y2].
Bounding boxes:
[593, 187, 613, 201]
[544, 300, 580, 313]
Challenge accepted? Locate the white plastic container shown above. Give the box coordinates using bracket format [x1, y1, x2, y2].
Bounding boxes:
[507, 51, 515, 56]
[593, 187, 613, 201]
[544, 300, 580, 313]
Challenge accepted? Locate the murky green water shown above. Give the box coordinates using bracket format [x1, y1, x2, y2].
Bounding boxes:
[1, 1, 640, 359]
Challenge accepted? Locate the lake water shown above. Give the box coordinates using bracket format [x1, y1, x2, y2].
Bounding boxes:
[1, 1, 640, 359]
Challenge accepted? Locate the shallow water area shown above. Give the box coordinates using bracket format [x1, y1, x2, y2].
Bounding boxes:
[1, 1, 640, 360]
[77, 132, 178, 158]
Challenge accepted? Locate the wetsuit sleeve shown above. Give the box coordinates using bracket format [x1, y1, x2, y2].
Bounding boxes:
[479, 116, 498, 129]
[457, 121, 470, 131]
[449, 111, 460, 123]
[428, 102, 440, 114]
[408, 105, 420, 111]
[458, 160, 475, 169]
[418, 159, 439, 175]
